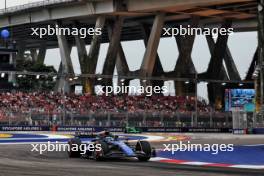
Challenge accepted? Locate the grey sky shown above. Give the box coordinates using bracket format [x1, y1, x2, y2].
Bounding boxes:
[0, 0, 258, 99]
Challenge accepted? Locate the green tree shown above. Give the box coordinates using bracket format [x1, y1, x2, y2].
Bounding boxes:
[16, 60, 57, 91]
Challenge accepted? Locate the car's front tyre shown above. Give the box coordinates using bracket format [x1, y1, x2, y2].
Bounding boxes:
[136, 141, 152, 161]
[93, 140, 109, 161]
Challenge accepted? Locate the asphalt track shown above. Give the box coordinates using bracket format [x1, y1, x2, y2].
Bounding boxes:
[0, 133, 263, 176]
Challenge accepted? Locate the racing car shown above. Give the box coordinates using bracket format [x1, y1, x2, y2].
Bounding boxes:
[67, 131, 156, 161]
[124, 126, 142, 134]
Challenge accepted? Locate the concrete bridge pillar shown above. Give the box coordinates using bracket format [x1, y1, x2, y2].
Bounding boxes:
[104, 18, 130, 89]
[141, 24, 164, 92]
[140, 13, 165, 88]
[12, 41, 26, 86]
[57, 45, 73, 77]
[55, 21, 74, 93]
[8, 52, 16, 85]
[206, 35, 228, 108]
[205, 20, 232, 108]
[223, 47, 241, 81]
[206, 35, 240, 81]
[37, 43, 47, 64]
[28, 44, 46, 64]
[16, 41, 26, 61]
[74, 32, 92, 93]
[75, 16, 106, 94]
[207, 67, 229, 110]
[102, 16, 124, 87]
[245, 48, 258, 80]
[116, 43, 130, 88]
[174, 35, 197, 96]
[257, 0, 264, 113]
[173, 17, 198, 96]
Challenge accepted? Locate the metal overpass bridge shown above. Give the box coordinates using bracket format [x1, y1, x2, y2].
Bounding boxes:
[0, 0, 258, 49]
[0, 0, 262, 108]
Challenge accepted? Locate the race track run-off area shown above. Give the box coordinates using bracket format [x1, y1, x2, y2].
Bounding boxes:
[0, 132, 264, 174]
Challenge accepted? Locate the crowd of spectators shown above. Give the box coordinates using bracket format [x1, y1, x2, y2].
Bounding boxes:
[0, 91, 210, 116]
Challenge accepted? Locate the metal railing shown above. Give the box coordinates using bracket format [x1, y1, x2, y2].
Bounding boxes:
[0, 110, 236, 128]
[1, 109, 263, 129]
[0, 0, 78, 15]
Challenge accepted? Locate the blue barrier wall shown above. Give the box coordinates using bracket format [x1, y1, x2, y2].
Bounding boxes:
[0, 126, 49, 131]
[0, 126, 235, 133]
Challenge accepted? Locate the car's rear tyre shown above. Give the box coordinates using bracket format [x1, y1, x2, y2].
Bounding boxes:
[136, 141, 151, 161]
[93, 141, 109, 161]
[68, 138, 82, 158]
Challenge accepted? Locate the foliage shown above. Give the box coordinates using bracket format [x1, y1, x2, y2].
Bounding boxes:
[16, 60, 57, 91]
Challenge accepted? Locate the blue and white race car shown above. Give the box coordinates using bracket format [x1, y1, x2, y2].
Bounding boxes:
[67, 131, 156, 161]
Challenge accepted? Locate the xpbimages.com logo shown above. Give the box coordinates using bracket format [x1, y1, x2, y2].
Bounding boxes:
[31, 141, 102, 155]
[96, 84, 169, 96]
[31, 25, 102, 38]
[163, 141, 234, 155]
